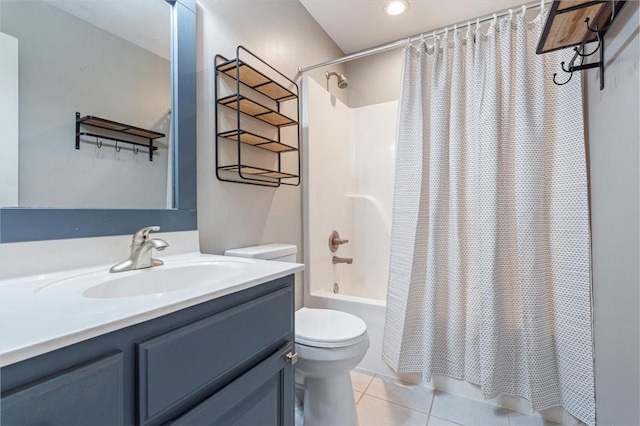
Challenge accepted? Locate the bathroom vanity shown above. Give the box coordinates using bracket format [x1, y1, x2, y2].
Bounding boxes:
[0, 254, 301, 426]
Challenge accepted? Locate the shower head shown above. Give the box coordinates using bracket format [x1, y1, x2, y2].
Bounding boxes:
[326, 71, 348, 90]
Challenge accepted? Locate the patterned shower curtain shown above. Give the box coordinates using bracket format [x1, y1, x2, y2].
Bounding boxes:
[382, 10, 595, 426]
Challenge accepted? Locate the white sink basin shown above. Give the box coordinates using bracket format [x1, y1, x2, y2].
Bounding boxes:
[37, 260, 249, 299]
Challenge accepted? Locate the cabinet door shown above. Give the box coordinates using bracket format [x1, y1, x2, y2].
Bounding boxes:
[137, 286, 293, 424]
[0, 352, 124, 426]
[170, 343, 295, 426]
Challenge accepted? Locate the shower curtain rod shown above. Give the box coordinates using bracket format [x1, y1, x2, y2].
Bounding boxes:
[298, 0, 549, 74]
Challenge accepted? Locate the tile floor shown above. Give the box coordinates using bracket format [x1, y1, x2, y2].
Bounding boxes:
[350, 370, 560, 426]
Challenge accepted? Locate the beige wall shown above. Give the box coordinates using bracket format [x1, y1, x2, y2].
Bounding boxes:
[346, 48, 404, 108]
[343, 4, 640, 425]
[195, 0, 346, 309]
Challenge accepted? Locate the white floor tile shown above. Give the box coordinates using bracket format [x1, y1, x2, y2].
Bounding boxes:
[351, 370, 375, 392]
[431, 392, 510, 426]
[366, 376, 434, 413]
[428, 415, 463, 426]
[510, 411, 560, 426]
[357, 395, 429, 426]
[355, 390, 363, 404]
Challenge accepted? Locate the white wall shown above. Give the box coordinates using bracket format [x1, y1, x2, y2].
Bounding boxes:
[304, 78, 355, 297]
[584, 3, 640, 425]
[350, 102, 396, 300]
[0, 32, 19, 207]
[341, 5, 640, 425]
[305, 78, 396, 302]
[0, 0, 171, 209]
[195, 0, 347, 309]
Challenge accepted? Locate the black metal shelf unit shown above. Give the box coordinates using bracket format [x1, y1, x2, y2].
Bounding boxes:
[75, 112, 164, 161]
[215, 46, 300, 187]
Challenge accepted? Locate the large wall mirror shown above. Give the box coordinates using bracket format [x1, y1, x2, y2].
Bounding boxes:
[0, 0, 196, 243]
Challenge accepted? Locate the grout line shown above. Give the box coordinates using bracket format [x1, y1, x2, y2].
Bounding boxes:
[428, 414, 465, 426]
[361, 373, 376, 394]
[362, 374, 434, 414]
[428, 388, 436, 414]
[360, 392, 432, 415]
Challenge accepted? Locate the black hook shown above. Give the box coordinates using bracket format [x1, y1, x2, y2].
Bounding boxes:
[553, 71, 574, 86]
[133, 146, 139, 155]
[115, 141, 121, 152]
[574, 32, 601, 58]
[560, 61, 572, 73]
[96, 137, 102, 148]
[584, 0, 616, 33]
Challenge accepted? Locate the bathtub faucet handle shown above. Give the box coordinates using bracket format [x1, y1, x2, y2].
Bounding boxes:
[333, 237, 349, 245]
[329, 230, 349, 252]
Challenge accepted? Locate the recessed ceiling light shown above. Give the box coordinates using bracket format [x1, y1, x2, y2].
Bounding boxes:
[385, 0, 409, 16]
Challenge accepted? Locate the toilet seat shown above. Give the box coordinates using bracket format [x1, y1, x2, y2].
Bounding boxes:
[295, 308, 367, 348]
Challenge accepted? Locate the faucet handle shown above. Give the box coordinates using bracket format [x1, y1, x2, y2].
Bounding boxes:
[329, 230, 349, 252]
[133, 226, 161, 244]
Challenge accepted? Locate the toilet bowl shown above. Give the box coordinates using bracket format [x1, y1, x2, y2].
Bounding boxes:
[295, 307, 370, 426]
[224, 244, 369, 425]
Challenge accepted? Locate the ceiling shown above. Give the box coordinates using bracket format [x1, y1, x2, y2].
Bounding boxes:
[300, 0, 531, 54]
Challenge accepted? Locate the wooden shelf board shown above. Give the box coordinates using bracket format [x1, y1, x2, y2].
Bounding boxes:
[537, 0, 625, 54]
[218, 94, 297, 128]
[77, 115, 165, 140]
[217, 59, 297, 102]
[219, 164, 298, 180]
[218, 130, 298, 153]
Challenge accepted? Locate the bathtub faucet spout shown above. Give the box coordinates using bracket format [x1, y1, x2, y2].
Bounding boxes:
[332, 256, 353, 265]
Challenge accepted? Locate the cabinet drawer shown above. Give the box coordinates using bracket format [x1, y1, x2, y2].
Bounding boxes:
[137, 286, 293, 424]
[170, 342, 294, 426]
[0, 352, 124, 426]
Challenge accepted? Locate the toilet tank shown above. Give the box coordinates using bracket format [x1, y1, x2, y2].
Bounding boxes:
[224, 243, 297, 263]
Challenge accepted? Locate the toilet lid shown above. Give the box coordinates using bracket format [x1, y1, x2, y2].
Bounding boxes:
[295, 308, 367, 348]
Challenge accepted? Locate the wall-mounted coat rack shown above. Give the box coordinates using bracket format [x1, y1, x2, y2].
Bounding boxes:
[537, 0, 627, 90]
[75, 112, 164, 161]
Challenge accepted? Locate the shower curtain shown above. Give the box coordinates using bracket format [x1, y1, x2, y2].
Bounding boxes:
[382, 10, 595, 426]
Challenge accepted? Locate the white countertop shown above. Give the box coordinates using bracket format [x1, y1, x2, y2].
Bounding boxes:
[0, 252, 303, 367]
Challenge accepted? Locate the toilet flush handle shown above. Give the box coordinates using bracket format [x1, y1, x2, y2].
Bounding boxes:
[286, 352, 299, 365]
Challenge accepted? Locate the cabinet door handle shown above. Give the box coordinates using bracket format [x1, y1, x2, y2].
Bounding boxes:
[285, 352, 298, 365]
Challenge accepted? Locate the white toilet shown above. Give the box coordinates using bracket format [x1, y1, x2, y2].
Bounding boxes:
[224, 244, 370, 426]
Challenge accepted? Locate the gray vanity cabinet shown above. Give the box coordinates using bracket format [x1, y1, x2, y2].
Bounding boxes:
[0, 275, 295, 426]
[170, 342, 294, 426]
[0, 352, 125, 425]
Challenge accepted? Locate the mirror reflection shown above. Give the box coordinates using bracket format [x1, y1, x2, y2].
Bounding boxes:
[0, 0, 172, 209]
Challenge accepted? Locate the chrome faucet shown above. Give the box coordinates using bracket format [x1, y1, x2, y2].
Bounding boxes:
[109, 226, 169, 273]
[332, 256, 353, 265]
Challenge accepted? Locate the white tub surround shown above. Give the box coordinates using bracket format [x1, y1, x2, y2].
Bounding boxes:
[0, 232, 303, 367]
[303, 77, 396, 302]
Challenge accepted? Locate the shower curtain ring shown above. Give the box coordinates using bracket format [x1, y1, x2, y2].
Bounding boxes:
[509, 9, 513, 21]
[134, 146, 139, 155]
[115, 141, 121, 152]
[493, 14, 497, 25]
[521, 5, 527, 16]
[96, 137, 102, 149]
